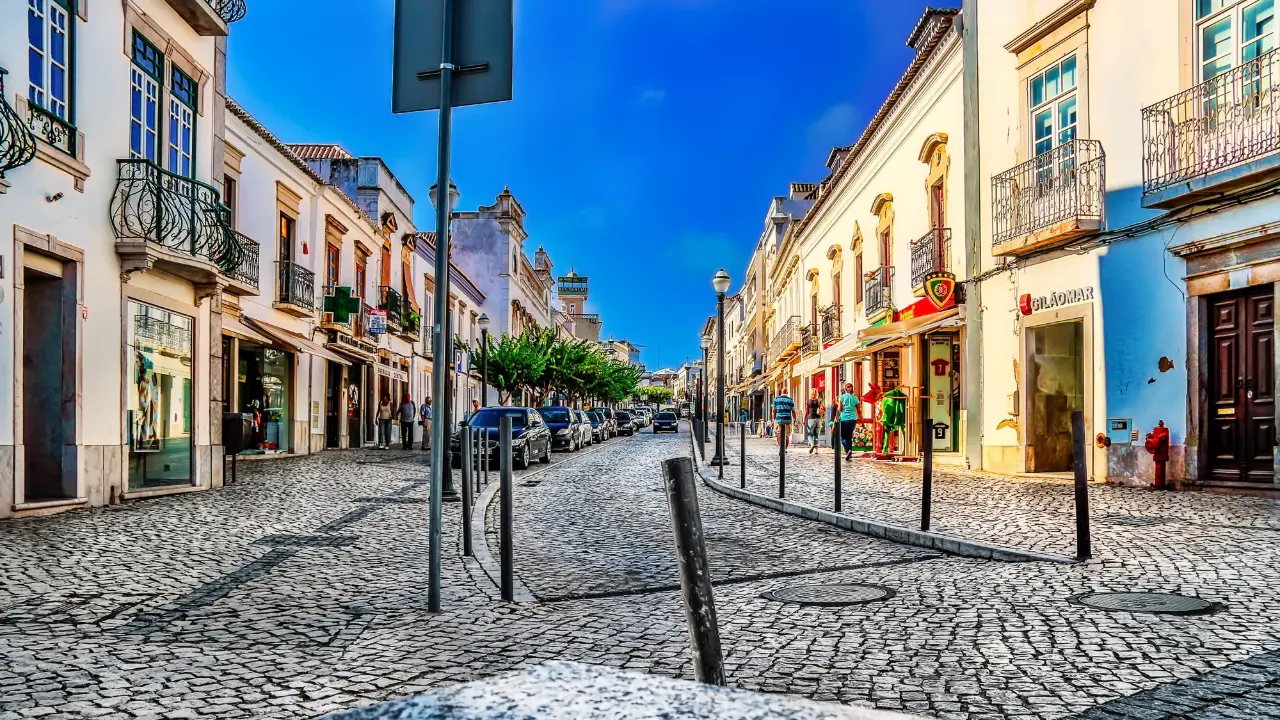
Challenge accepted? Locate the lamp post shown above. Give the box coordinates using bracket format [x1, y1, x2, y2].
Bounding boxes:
[426, 178, 461, 614]
[478, 313, 490, 407]
[711, 269, 731, 473]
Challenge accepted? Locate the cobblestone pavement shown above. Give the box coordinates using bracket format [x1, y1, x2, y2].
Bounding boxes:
[0, 426, 1278, 719]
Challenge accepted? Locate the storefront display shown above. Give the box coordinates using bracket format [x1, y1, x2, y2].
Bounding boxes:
[237, 343, 293, 453]
[1028, 320, 1084, 472]
[127, 300, 194, 490]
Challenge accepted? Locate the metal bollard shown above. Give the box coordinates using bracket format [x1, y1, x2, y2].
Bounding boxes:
[739, 426, 746, 489]
[660, 457, 726, 686]
[461, 429, 473, 556]
[779, 433, 786, 500]
[1072, 410, 1092, 561]
[499, 416, 515, 601]
[483, 428, 490, 487]
[833, 421, 842, 513]
[921, 409, 933, 532]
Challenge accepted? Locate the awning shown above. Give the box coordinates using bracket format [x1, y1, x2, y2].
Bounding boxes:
[222, 314, 277, 347]
[856, 307, 962, 346]
[243, 316, 352, 367]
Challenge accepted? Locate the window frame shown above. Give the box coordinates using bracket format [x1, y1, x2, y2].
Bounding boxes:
[223, 175, 238, 229]
[167, 64, 198, 178]
[1196, 0, 1277, 81]
[27, 0, 75, 123]
[1028, 54, 1079, 157]
[129, 31, 164, 164]
[324, 243, 340, 296]
[278, 212, 296, 264]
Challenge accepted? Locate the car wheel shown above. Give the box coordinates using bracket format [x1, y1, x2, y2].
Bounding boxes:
[540, 442, 552, 463]
[517, 449, 530, 470]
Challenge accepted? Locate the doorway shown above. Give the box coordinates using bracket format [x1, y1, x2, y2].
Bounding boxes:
[22, 266, 74, 501]
[326, 361, 343, 449]
[1207, 285, 1275, 483]
[1026, 320, 1084, 472]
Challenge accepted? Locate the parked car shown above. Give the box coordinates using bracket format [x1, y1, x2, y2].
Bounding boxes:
[678, 402, 692, 418]
[453, 407, 552, 470]
[538, 406, 587, 452]
[634, 410, 648, 429]
[586, 411, 606, 442]
[591, 407, 618, 437]
[653, 410, 678, 433]
[633, 407, 653, 426]
[615, 410, 635, 436]
[575, 410, 594, 447]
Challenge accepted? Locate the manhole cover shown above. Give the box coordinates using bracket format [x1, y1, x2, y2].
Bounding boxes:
[760, 583, 893, 606]
[1071, 592, 1222, 615]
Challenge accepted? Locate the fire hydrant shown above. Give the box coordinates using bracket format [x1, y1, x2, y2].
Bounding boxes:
[1144, 420, 1170, 490]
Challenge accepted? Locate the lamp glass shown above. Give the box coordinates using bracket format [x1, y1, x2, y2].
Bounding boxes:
[712, 269, 731, 295]
[477, 313, 490, 331]
[429, 180, 460, 213]
[701, 337, 711, 349]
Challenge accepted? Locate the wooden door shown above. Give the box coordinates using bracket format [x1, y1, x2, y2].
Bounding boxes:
[930, 182, 944, 229]
[1208, 286, 1275, 483]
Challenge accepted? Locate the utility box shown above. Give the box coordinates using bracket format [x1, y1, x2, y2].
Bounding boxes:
[1107, 418, 1133, 446]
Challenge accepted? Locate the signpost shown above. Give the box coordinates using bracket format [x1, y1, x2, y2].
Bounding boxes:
[393, 0, 513, 614]
[369, 309, 388, 335]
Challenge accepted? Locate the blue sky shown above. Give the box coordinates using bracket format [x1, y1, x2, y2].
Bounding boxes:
[227, 0, 935, 370]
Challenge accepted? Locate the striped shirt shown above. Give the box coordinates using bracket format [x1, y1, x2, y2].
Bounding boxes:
[772, 395, 796, 424]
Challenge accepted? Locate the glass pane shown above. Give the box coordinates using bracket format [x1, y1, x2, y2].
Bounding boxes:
[1045, 64, 1061, 99]
[1061, 55, 1078, 91]
[1057, 96, 1077, 135]
[1202, 17, 1233, 66]
[28, 7, 43, 51]
[127, 300, 194, 490]
[1035, 137, 1054, 157]
[1199, 0, 1229, 18]
[1203, 55, 1234, 80]
[1034, 108, 1053, 146]
[1030, 74, 1045, 107]
[1028, 321, 1084, 472]
[1244, 0, 1276, 60]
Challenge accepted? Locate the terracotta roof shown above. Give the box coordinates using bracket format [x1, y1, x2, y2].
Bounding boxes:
[288, 143, 354, 160]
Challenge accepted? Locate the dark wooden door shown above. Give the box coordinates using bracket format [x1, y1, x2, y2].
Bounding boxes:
[1208, 286, 1275, 483]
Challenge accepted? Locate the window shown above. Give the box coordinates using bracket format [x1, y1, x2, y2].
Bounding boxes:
[354, 255, 367, 297]
[855, 253, 863, 304]
[167, 66, 196, 178]
[380, 245, 392, 287]
[878, 230, 892, 270]
[1199, 0, 1275, 80]
[1029, 54, 1078, 156]
[223, 176, 237, 229]
[129, 31, 162, 162]
[324, 244, 340, 295]
[279, 214, 295, 263]
[28, 0, 72, 124]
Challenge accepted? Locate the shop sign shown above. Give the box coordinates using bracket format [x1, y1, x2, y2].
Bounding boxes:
[1019, 286, 1095, 315]
[923, 273, 956, 310]
[369, 310, 388, 335]
[375, 364, 409, 383]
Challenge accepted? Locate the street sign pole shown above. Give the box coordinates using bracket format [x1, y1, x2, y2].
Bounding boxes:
[426, 0, 456, 616]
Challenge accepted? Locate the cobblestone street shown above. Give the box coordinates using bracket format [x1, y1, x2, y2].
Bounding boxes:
[1, 425, 1279, 719]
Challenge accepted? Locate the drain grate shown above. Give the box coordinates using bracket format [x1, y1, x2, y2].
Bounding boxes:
[1095, 515, 1174, 527]
[760, 583, 894, 606]
[1071, 591, 1222, 615]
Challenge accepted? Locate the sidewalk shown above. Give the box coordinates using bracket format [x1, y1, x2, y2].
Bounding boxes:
[699, 427, 1280, 560]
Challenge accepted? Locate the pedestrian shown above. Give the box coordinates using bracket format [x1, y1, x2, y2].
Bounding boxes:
[419, 397, 433, 451]
[398, 394, 416, 450]
[806, 390, 823, 453]
[465, 398, 481, 421]
[376, 393, 393, 449]
[838, 382, 860, 461]
[772, 387, 795, 451]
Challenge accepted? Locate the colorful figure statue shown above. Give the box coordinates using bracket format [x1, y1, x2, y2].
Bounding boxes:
[878, 387, 908, 455]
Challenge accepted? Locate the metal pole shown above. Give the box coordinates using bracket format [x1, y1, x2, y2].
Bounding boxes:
[499, 416, 515, 601]
[660, 457, 726, 686]
[461, 428, 473, 556]
[441, 330, 459, 502]
[426, 0, 456, 615]
[833, 421, 842, 513]
[713, 293, 726, 473]
[921, 405, 933, 532]
[481, 329, 489, 408]
[779, 431, 786, 499]
[739, 425, 746, 489]
[1072, 410, 1091, 561]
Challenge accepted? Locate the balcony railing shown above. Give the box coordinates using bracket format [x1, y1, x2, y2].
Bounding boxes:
[228, 232, 259, 290]
[111, 159, 244, 274]
[820, 304, 842, 343]
[910, 228, 951, 288]
[0, 68, 37, 178]
[768, 315, 801, 363]
[800, 322, 819, 355]
[23, 101, 76, 158]
[207, 0, 247, 23]
[991, 139, 1105, 247]
[1143, 50, 1280, 194]
[864, 267, 892, 318]
[134, 315, 192, 352]
[276, 261, 315, 312]
[378, 286, 404, 330]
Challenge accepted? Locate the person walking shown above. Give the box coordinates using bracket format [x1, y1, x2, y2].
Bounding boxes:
[419, 397, 433, 451]
[805, 390, 823, 453]
[376, 394, 393, 449]
[837, 382, 861, 461]
[465, 398, 481, 422]
[398, 394, 416, 450]
[772, 387, 795, 451]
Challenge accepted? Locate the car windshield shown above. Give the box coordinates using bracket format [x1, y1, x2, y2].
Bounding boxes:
[616, 412, 631, 421]
[538, 408, 571, 423]
[657, 412, 676, 420]
[468, 409, 528, 428]
[588, 413, 600, 423]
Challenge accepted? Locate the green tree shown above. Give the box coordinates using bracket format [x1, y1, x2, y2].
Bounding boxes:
[477, 331, 547, 405]
[639, 385, 673, 406]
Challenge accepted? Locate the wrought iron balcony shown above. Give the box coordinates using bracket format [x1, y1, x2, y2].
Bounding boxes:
[991, 139, 1105, 255]
[0, 69, 37, 181]
[111, 159, 245, 284]
[401, 307, 422, 341]
[163, 0, 245, 34]
[207, 0, 247, 23]
[910, 228, 951, 289]
[820, 304, 842, 343]
[274, 261, 315, 316]
[378, 286, 404, 332]
[225, 231, 259, 294]
[864, 267, 892, 318]
[23, 101, 76, 158]
[1143, 50, 1280, 205]
[134, 315, 192, 353]
[801, 322, 819, 355]
[768, 315, 802, 364]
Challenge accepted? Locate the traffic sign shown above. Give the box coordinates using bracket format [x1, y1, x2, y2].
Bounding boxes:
[392, 0, 514, 113]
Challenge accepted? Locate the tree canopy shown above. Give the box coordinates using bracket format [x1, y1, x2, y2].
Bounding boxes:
[473, 329, 642, 406]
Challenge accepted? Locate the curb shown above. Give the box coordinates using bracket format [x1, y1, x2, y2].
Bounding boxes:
[685, 422, 1075, 565]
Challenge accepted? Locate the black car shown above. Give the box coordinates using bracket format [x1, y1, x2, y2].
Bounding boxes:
[539, 406, 585, 452]
[451, 407, 552, 470]
[615, 411, 634, 436]
[591, 407, 617, 438]
[586, 411, 605, 441]
[653, 411, 678, 433]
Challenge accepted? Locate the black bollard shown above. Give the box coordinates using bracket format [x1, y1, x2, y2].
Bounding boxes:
[660, 457, 726, 686]
[1072, 410, 1092, 561]
[499, 416, 515, 601]
[779, 433, 786, 499]
[739, 426, 746, 489]
[833, 421, 842, 513]
[461, 429, 473, 556]
[921, 409, 933, 532]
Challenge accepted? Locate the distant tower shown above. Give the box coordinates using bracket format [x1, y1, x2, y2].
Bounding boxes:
[557, 268, 601, 342]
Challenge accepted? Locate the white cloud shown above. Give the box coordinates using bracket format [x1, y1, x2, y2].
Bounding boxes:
[637, 87, 667, 105]
[807, 102, 857, 150]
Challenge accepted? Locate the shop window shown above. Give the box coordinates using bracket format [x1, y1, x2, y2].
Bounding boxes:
[237, 344, 293, 454]
[127, 299, 194, 490]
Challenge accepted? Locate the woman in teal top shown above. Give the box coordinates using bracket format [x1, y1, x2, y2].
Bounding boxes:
[837, 382, 860, 460]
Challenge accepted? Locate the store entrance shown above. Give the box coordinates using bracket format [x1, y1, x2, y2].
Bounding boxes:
[237, 344, 292, 454]
[1027, 320, 1084, 473]
[326, 361, 343, 449]
[23, 266, 75, 501]
[1207, 285, 1275, 484]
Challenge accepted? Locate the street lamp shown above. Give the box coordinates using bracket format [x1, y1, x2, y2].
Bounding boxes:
[428, 180, 460, 217]
[711, 269, 731, 473]
[478, 313, 490, 408]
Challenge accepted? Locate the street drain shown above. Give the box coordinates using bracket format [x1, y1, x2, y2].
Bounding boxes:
[1071, 591, 1223, 616]
[760, 583, 894, 606]
[1095, 515, 1174, 527]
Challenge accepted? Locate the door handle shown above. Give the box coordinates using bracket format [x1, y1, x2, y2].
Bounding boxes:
[1247, 377, 1255, 390]
[1237, 378, 1245, 389]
